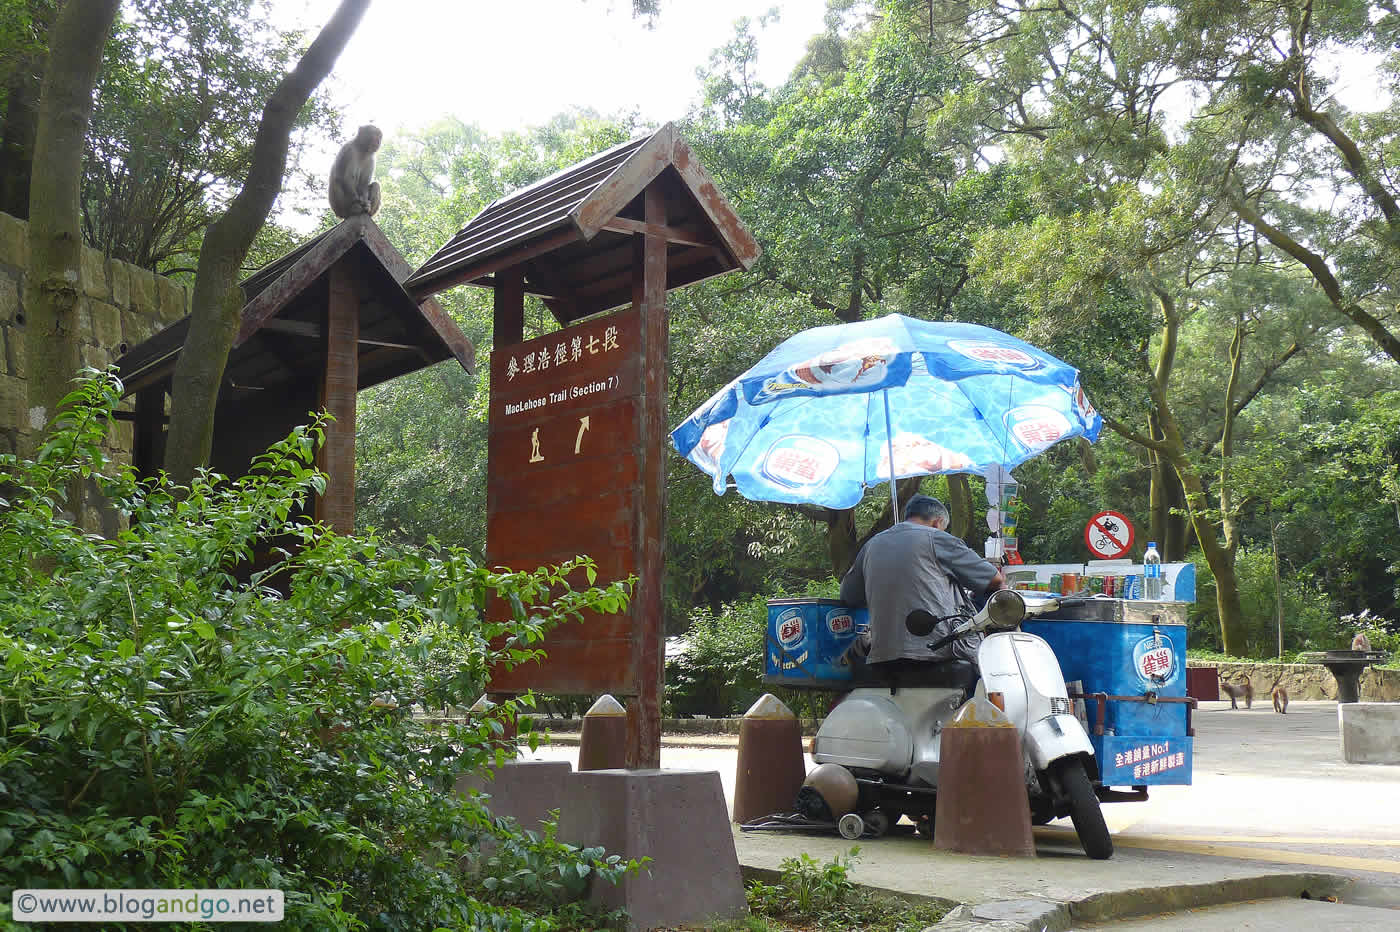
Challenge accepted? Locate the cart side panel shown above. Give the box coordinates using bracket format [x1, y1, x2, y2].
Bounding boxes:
[763, 598, 867, 688]
[1094, 734, 1193, 785]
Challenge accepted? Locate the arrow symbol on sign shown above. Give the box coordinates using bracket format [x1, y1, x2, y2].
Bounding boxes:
[574, 415, 590, 454]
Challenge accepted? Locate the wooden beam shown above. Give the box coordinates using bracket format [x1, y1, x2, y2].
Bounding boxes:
[262, 318, 321, 338]
[407, 227, 582, 301]
[627, 182, 668, 770]
[600, 217, 713, 248]
[317, 262, 359, 536]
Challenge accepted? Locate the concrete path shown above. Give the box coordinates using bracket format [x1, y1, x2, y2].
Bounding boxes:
[1077, 897, 1400, 930]
[523, 700, 1399, 929]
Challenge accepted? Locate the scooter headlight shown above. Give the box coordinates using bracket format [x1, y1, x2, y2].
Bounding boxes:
[985, 588, 1027, 628]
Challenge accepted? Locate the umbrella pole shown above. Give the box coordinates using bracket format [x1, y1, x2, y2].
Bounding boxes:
[882, 388, 899, 521]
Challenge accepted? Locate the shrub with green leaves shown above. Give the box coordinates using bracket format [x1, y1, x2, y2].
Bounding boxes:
[0, 372, 637, 930]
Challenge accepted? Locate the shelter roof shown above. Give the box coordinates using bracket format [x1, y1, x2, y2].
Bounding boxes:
[117, 216, 474, 398]
[404, 123, 760, 324]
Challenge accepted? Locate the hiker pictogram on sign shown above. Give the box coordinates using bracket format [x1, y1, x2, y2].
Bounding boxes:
[1084, 510, 1135, 560]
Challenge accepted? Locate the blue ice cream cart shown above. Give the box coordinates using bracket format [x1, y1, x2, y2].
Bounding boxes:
[1023, 597, 1194, 789]
[761, 592, 1194, 794]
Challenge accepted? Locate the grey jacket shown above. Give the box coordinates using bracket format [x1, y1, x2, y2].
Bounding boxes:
[839, 521, 999, 664]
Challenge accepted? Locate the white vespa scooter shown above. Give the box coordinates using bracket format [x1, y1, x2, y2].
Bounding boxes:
[803, 589, 1113, 859]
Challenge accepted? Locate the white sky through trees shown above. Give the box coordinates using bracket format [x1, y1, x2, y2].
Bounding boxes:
[284, 0, 827, 133]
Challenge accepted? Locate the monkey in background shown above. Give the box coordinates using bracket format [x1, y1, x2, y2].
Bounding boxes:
[329, 124, 382, 218]
[1271, 674, 1289, 714]
[1219, 674, 1253, 709]
[1352, 631, 1373, 653]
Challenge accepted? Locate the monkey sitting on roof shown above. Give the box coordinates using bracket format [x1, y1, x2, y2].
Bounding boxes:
[329, 124, 382, 219]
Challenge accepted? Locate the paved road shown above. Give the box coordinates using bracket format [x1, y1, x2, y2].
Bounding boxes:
[523, 700, 1400, 896]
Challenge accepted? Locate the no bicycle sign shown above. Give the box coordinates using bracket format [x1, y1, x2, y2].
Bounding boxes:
[1085, 511, 1134, 560]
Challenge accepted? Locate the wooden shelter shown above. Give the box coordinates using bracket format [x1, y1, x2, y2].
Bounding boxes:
[116, 215, 474, 533]
[407, 123, 758, 767]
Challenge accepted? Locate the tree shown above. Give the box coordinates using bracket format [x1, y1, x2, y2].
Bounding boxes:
[161, 0, 370, 484]
[23, 0, 122, 443]
[82, 0, 339, 271]
[686, 3, 1030, 576]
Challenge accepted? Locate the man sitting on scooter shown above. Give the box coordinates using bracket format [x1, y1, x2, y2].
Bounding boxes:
[839, 494, 1005, 675]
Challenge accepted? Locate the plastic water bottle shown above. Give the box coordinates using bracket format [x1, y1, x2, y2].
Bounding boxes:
[1143, 542, 1163, 600]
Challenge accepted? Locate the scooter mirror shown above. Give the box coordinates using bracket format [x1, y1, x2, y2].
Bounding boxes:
[984, 588, 1027, 629]
[905, 609, 939, 637]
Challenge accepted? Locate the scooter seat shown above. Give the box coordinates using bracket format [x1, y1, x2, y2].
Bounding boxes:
[851, 659, 978, 692]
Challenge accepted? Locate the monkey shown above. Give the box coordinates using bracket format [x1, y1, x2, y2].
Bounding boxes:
[1271, 675, 1289, 714]
[1352, 631, 1372, 653]
[1218, 674, 1253, 709]
[329, 124, 383, 219]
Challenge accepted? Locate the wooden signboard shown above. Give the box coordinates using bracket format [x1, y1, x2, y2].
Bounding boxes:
[485, 307, 646, 695]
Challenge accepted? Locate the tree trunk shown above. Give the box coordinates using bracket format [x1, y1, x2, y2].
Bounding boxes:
[822, 476, 925, 579]
[1109, 285, 1247, 654]
[947, 473, 973, 540]
[163, 0, 371, 484]
[23, 0, 121, 447]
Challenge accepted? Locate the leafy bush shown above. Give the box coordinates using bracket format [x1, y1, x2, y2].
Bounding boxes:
[1186, 548, 1341, 656]
[665, 579, 843, 721]
[738, 846, 945, 931]
[0, 373, 638, 930]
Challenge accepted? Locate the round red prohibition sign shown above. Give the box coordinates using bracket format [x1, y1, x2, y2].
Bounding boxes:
[1085, 510, 1135, 560]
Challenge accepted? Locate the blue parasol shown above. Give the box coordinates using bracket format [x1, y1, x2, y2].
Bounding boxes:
[670, 314, 1102, 513]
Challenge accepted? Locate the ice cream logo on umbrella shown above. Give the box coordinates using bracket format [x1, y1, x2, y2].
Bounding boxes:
[753, 338, 898, 402]
[946, 340, 1042, 371]
[1005, 405, 1071, 452]
[692, 420, 730, 472]
[1064, 380, 1097, 420]
[876, 431, 974, 479]
[1132, 632, 1176, 686]
[761, 435, 841, 490]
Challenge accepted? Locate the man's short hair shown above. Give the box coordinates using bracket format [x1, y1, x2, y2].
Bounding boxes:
[904, 495, 949, 524]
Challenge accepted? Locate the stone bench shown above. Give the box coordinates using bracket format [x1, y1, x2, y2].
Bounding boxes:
[1339, 703, 1400, 765]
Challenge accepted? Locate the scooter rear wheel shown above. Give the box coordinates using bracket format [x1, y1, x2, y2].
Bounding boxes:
[1055, 758, 1113, 860]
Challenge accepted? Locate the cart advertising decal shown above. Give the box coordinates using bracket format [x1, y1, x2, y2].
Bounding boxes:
[825, 609, 854, 636]
[775, 608, 805, 648]
[1131, 631, 1178, 687]
[1098, 736, 1193, 785]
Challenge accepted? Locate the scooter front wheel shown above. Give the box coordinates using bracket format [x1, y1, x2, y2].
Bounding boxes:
[837, 812, 865, 840]
[1054, 758, 1113, 860]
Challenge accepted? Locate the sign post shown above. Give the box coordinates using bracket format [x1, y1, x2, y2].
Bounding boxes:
[1084, 510, 1135, 561]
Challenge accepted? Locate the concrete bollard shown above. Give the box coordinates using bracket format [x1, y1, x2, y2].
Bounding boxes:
[1339, 702, 1400, 764]
[732, 693, 807, 824]
[579, 694, 629, 771]
[934, 693, 1035, 857]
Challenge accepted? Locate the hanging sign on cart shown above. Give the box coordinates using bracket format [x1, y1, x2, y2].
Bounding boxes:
[1084, 510, 1134, 560]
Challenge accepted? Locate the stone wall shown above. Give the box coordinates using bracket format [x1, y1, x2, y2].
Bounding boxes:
[0, 210, 187, 460]
[1188, 659, 1400, 702]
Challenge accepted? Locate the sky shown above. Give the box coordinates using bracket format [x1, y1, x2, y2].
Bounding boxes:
[284, 0, 829, 137]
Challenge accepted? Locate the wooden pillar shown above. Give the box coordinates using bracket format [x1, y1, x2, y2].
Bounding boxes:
[317, 262, 359, 535]
[132, 386, 165, 480]
[494, 265, 525, 347]
[627, 184, 668, 769]
[488, 265, 526, 719]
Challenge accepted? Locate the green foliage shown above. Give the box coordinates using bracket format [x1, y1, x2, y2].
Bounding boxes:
[0, 372, 639, 931]
[739, 846, 946, 931]
[665, 580, 841, 721]
[84, 0, 338, 271]
[1185, 548, 1341, 656]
